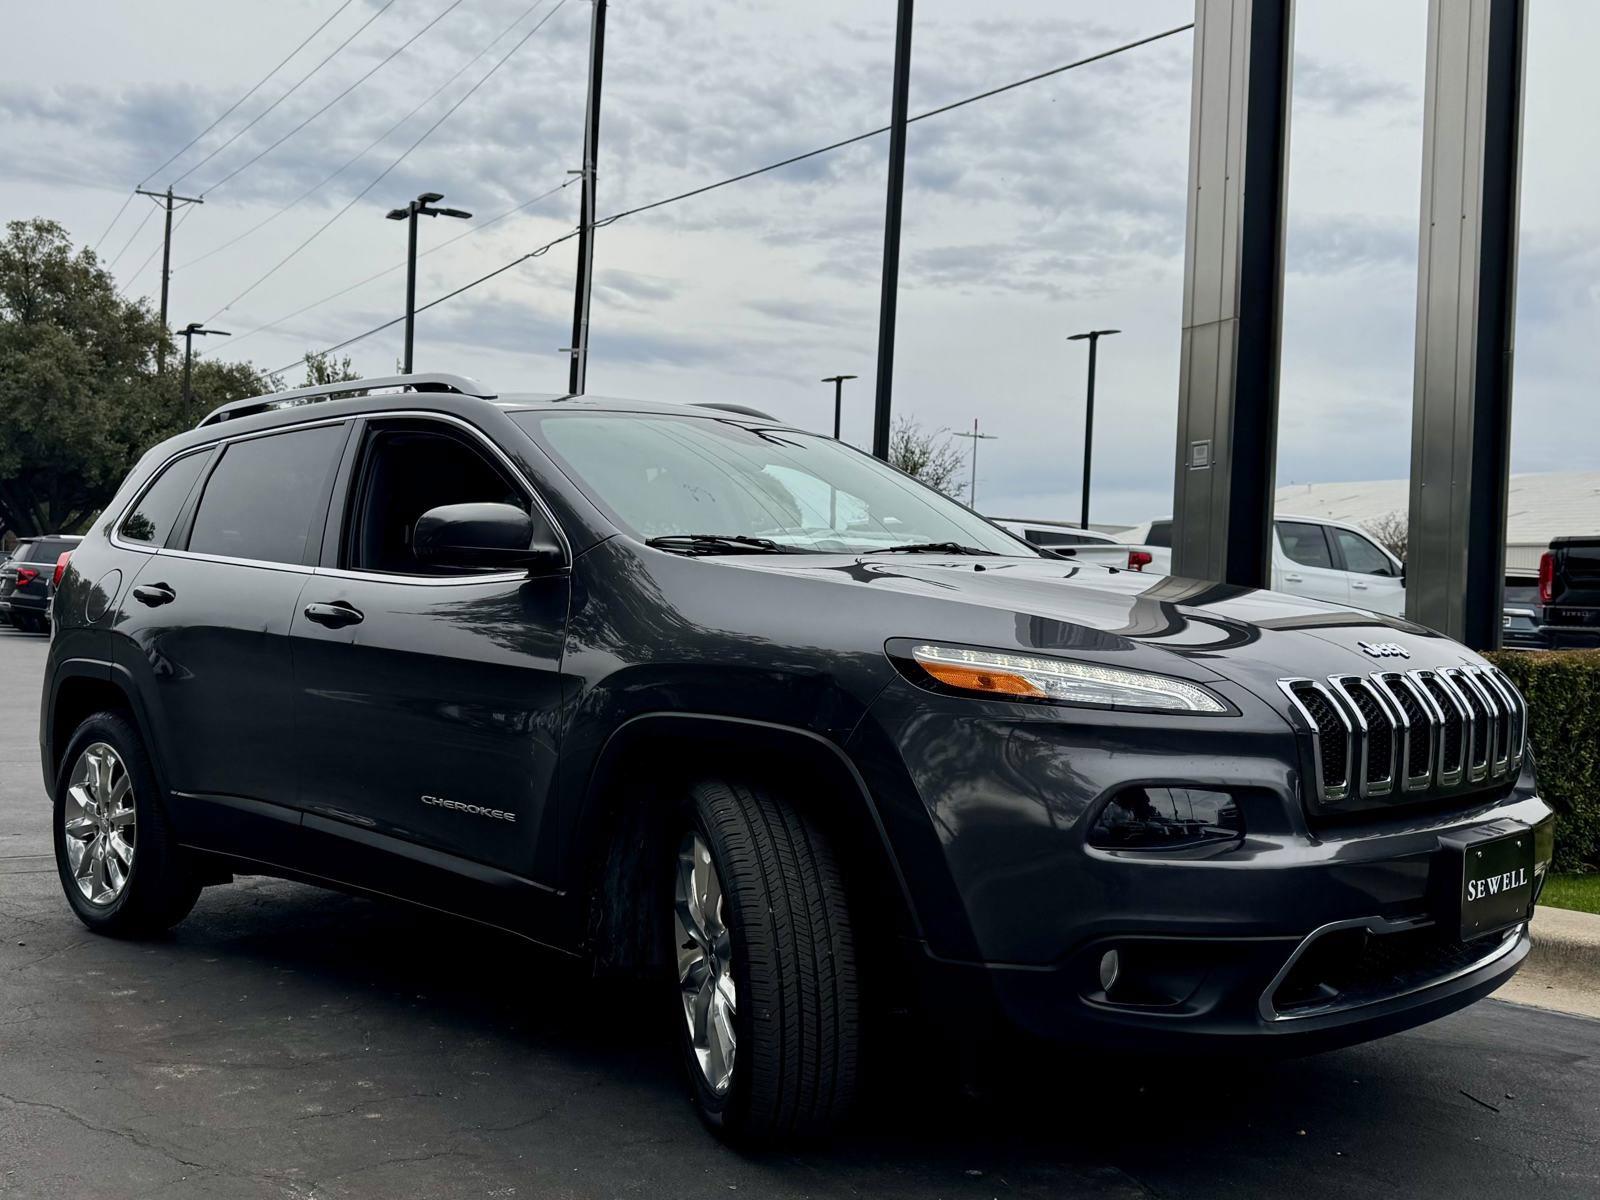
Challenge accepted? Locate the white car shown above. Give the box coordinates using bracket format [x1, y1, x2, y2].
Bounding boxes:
[1118, 514, 1407, 615]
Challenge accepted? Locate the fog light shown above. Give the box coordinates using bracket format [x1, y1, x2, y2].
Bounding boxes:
[1099, 949, 1120, 992]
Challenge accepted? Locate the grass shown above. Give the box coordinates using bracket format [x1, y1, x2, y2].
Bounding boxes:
[1541, 872, 1600, 916]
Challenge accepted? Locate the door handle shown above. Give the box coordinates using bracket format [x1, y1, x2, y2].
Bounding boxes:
[131, 582, 176, 607]
[1352, 580, 1370, 590]
[303, 601, 364, 628]
[1283, 573, 1303, 584]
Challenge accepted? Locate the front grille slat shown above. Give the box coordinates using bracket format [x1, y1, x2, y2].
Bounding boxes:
[1281, 665, 1530, 810]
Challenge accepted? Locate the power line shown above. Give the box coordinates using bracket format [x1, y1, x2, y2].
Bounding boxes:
[171, 0, 400, 190]
[203, 0, 468, 196]
[105, 204, 158, 271]
[93, 192, 135, 252]
[266, 225, 581, 373]
[205, 0, 570, 324]
[255, 22, 1195, 368]
[119, 205, 199, 298]
[96, 0, 358, 253]
[598, 22, 1196, 227]
[139, 0, 359, 189]
[180, 0, 554, 273]
[215, 176, 576, 355]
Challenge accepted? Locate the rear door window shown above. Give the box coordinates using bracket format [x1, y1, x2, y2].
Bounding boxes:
[188, 425, 346, 565]
[1277, 521, 1336, 569]
[1145, 521, 1173, 548]
[120, 451, 211, 546]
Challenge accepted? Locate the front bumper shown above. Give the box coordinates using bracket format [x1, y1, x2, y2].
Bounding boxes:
[858, 676, 1553, 1051]
[920, 917, 1530, 1055]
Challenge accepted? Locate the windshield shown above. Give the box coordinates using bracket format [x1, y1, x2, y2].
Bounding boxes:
[517, 411, 1037, 556]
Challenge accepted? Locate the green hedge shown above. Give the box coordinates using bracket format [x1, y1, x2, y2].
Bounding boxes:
[1487, 649, 1600, 872]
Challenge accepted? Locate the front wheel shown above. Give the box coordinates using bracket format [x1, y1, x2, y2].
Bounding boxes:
[671, 779, 859, 1141]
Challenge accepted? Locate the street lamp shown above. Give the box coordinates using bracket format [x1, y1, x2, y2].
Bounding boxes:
[951, 418, 998, 510]
[819, 375, 857, 439]
[180, 322, 230, 415]
[386, 191, 472, 373]
[1067, 328, 1120, 530]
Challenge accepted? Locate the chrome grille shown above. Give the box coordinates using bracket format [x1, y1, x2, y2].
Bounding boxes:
[1279, 666, 1527, 808]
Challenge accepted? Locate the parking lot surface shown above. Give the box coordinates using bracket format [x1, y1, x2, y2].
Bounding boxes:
[2, 622, 1598, 1199]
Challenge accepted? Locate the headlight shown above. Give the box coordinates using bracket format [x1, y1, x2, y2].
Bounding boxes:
[907, 643, 1228, 713]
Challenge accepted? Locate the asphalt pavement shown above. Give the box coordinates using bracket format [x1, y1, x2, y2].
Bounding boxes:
[2, 622, 1598, 1199]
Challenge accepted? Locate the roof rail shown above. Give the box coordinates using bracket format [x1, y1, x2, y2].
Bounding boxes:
[693, 402, 778, 421]
[197, 373, 496, 428]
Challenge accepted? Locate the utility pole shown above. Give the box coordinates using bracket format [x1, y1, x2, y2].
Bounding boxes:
[134, 186, 203, 371]
[386, 192, 472, 373]
[871, 0, 914, 460]
[567, 0, 608, 395]
[820, 374, 857, 439]
[179, 322, 230, 418]
[1067, 328, 1120, 530]
[952, 418, 997, 510]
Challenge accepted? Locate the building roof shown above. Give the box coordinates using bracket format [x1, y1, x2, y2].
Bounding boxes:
[1274, 472, 1600, 568]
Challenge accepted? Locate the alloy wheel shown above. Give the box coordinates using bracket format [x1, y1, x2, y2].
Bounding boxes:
[62, 742, 137, 905]
[674, 831, 737, 1095]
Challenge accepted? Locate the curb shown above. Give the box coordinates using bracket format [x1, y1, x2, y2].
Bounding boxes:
[1526, 904, 1600, 983]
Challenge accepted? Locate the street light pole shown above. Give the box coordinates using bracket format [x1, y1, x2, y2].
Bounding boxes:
[180, 322, 230, 417]
[951, 418, 998, 509]
[820, 374, 857, 439]
[1067, 328, 1120, 529]
[386, 192, 472, 374]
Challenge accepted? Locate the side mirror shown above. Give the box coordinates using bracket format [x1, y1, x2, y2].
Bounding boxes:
[412, 502, 564, 573]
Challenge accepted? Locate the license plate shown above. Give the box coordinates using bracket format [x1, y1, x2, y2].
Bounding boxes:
[1442, 824, 1535, 941]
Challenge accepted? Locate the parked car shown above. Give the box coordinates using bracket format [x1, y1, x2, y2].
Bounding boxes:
[989, 520, 1159, 571]
[42, 374, 1551, 1142]
[1117, 515, 1406, 615]
[1528, 536, 1600, 649]
[1, 535, 81, 633]
[1502, 570, 1547, 649]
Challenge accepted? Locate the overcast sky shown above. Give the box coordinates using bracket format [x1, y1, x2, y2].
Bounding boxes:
[3, 0, 1596, 527]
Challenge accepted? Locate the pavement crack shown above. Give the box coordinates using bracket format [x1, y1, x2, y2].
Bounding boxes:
[0, 1092, 211, 1172]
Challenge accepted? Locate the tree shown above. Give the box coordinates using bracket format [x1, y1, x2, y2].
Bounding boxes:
[300, 350, 362, 387]
[888, 415, 967, 500]
[1364, 510, 1408, 564]
[0, 218, 279, 538]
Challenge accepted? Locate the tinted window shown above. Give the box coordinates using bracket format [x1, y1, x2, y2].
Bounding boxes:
[346, 425, 530, 574]
[120, 451, 210, 545]
[1145, 521, 1173, 548]
[10, 541, 36, 563]
[1277, 521, 1335, 569]
[1333, 528, 1394, 576]
[188, 425, 345, 565]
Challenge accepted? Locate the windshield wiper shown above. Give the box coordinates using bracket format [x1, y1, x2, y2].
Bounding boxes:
[862, 541, 994, 556]
[645, 533, 807, 555]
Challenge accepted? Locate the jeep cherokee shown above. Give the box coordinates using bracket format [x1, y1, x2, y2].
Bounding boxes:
[41, 374, 1553, 1141]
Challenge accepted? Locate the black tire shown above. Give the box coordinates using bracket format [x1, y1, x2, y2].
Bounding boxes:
[53, 711, 201, 937]
[671, 778, 859, 1142]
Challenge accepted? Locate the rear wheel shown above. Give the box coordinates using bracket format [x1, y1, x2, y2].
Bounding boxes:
[53, 712, 201, 936]
[671, 779, 859, 1141]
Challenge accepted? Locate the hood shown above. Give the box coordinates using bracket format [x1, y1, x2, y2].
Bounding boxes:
[718, 554, 1479, 706]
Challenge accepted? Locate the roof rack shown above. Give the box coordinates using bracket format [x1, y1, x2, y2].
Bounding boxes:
[693, 402, 778, 421]
[197, 373, 496, 428]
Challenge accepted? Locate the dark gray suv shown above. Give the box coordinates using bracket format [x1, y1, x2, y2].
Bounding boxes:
[2, 534, 80, 632]
[41, 374, 1553, 1141]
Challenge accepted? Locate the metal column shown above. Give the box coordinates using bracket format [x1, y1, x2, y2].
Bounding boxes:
[1406, 0, 1526, 648]
[1170, 0, 1293, 587]
[871, 0, 914, 461]
[568, 0, 608, 395]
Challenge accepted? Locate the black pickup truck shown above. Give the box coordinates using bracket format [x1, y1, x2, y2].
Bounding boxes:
[1525, 537, 1600, 649]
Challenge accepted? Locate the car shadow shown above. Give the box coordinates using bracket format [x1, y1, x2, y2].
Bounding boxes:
[133, 876, 1580, 1197]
